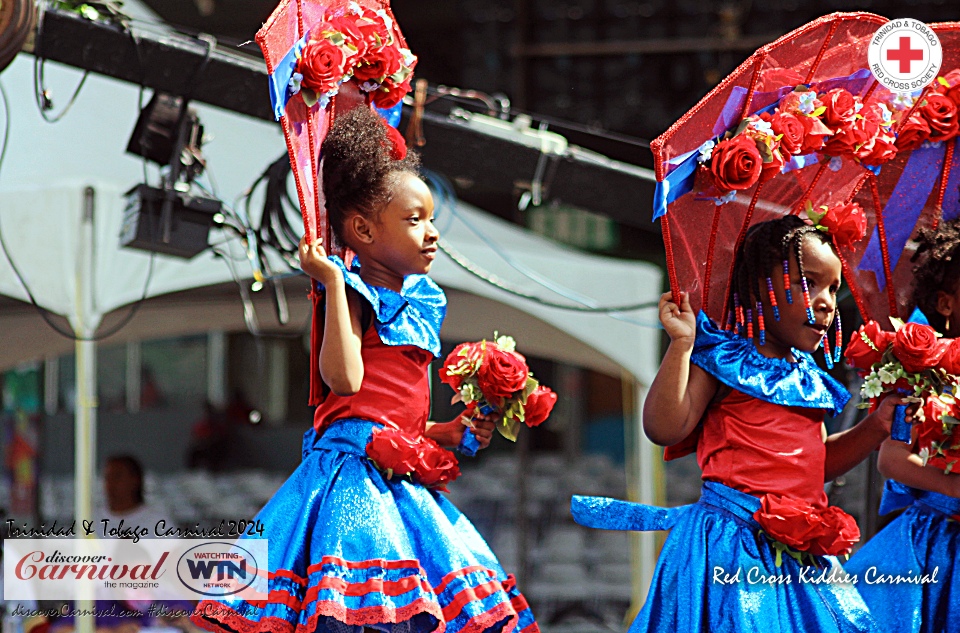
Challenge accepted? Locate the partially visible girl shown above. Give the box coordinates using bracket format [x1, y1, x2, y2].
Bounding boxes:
[844, 218, 960, 633]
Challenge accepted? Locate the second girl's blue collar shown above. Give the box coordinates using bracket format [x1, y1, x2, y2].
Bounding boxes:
[317, 255, 446, 357]
[691, 311, 850, 415]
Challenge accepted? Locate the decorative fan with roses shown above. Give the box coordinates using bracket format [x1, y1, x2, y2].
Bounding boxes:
[652, 12, 960, 329]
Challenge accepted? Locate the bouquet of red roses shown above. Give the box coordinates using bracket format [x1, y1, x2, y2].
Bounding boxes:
[845, 319, 960, 472]
[440, 334, 557, 442]
[366, 427, 461, 492]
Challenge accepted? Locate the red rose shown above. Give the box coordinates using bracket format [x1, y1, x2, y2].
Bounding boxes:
[819, 202, 867, 249]
[326, 16, 367, 61]
[819, 88, 858, 130]
[936, 338, 960, 374]
[523, 386, 557, 428]
[822, 117, 873, 157]
[370, 75, 412, 109]
[895, 112, 932, 152]
[919, 93, 960, 142]
[440, 342, 483, 391]
[366, 427, 423, 477]
[416, 440, 461, 491]
[807, 506, 860, 557]
[762, 111, 806, 156]
[893, 322, 948, 373]
[356, 9, 391, 48]
[298, 36, 347, 94]
[708, 135, 763, 193]
[352, 44, 403, 83]
[797, 114, 830, 154]
[923, 395, 951, 427]
[858, 131, 898, 166]
[477, 345, 529, 401]
[753, 494, 823, 552]
[757, 146, 786, 184]
[844, 321, 894, 370]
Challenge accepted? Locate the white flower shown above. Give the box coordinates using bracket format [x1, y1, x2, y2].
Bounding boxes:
[749, 119, 774, 135]
[348, 1, 362, 15]
[288, 72, 303, 96]
[878, 363, 900, 384]
[400, 48, 417, 67]
[495, 335, 517, 352]
[876, 103, 893, 126]
[919, 447, 930, 466]
[797, 92, 818, 114]
[697, 140, 716, 163]
[854, 100, 863, 113]
[359, 80, 380, 93]
[861, 375, 884, 399]
[891, 93, 916, 110]
[828, 156, 843, 172]
[715, 190, 737, 206]
[922, 139, 944, 149]
[376, 9, 394, 33]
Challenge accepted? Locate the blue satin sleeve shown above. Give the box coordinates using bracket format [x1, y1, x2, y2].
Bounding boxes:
[690, 311, 850, 416]
[318, 255, 447, 357]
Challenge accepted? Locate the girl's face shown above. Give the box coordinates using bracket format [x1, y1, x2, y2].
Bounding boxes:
[762, 236, 842, 358]
[357, 171, 439, 281]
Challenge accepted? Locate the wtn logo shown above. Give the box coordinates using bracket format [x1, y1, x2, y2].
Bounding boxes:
[185, 559, 248, 581]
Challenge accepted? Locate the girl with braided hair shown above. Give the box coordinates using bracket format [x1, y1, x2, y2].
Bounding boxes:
[574, 214, 900, 632]
[844, 218, 960, 633]
[192, 106, 537, 633]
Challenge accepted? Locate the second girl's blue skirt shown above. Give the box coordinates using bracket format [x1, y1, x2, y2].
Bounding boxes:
[844, 481, 960, 633]
[573, 481, 879, 633]
[191, 419, 538, 633]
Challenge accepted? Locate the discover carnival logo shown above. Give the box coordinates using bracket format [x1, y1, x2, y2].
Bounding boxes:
[868, 18, 942, 94]
[176, 542, 260, 597]
[4, 539, 268, 601]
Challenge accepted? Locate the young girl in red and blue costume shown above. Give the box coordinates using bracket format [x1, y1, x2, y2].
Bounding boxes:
[844, 218, 960, 633]
[574, 215, 902, 632]
[191, 106, 538, 633]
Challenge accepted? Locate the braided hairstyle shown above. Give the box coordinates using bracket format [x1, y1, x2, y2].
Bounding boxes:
[321, 106, 420, 246]
[911, 218, 960, 333]
[726, 215, 834, 333]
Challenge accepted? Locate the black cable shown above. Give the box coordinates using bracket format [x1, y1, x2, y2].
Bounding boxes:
[436, 239, 658, 313]
[33, 1, 91, 123]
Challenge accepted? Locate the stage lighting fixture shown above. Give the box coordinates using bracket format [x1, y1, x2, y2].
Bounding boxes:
[122, 92, 220, 259]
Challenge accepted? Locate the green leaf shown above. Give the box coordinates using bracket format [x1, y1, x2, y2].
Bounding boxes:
[497, 418, 521, 442]
[811, 105, 826, 117]
[301, 88, 319, 108]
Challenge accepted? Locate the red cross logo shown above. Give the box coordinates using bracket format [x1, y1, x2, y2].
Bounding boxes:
[887, 36, 924, 74]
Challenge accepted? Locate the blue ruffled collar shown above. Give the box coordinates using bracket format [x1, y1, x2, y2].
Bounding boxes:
[318, 256, 446, 357]
[690, 311, 849, 415]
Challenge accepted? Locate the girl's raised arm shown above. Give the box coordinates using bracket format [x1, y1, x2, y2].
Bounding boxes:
[299, 237, 365, 395]
[642, 291, 718, 446]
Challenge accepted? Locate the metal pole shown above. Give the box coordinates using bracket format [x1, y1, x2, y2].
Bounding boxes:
[73, 187, 99, 633]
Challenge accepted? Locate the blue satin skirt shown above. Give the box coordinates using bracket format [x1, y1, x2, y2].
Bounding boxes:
[573, 482, 879, 633]
[190, 419, 537, 633]
[844, 483, 960, 633]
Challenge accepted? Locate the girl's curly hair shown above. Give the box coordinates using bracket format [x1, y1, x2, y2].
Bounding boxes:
[321, 106, 420, 245]
[911, 218, 960, 332]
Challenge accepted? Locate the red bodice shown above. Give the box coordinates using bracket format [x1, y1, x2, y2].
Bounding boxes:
[313, 325, 433, 435]
[670, 389, 828, 508]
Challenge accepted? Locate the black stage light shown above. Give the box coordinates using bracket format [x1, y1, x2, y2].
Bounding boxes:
[122, 92, 218, 259]
[120, 184, 222, 259]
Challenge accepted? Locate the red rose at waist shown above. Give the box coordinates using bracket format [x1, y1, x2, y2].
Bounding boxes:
[708, 135, 763, 193]
[895, 112, 932, 152]
[893, 322, 947, 373]
[819, 202, 867, 249]
[819, 88, 857, 130]
[416, 439, 461, 491]
[797, 114, 831, 154]
[298, 36, 347, 94]
[936, 338, 960, 374]
[366, 427, 422, 477]
[753, 494, 824, 552]
[477, 345, 529, 400]
[844, 321, 894, 370]
[524, 386, 557, 428]
[806, 506, 860, 557]
[919, 93, 960, 142]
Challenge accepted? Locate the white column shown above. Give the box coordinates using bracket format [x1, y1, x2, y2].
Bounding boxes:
[624, 373, 658, 615]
